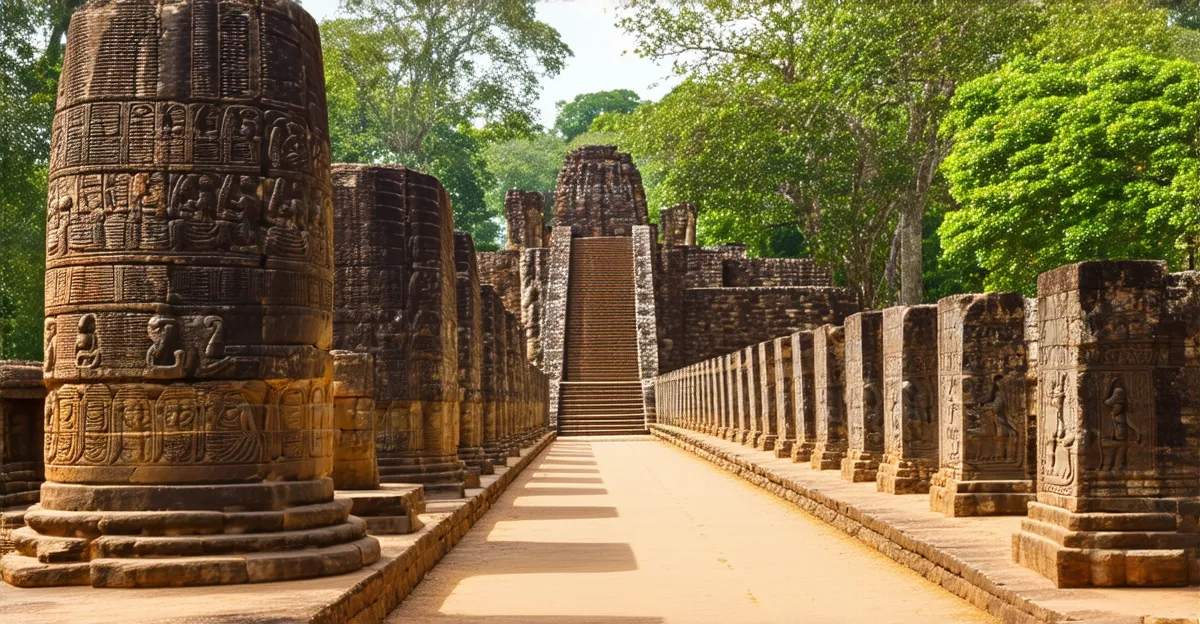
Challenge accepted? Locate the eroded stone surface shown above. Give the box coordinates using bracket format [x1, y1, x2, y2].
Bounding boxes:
[877, 306, 938, 495]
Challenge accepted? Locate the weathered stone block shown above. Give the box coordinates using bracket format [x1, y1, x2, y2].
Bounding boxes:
[877, 306, 938, 494]
[811, 325, 847, 470]
[755, 341, 778, 451]
[1012, 261, 1200, 587]
[789, 331, 817, 463]
[842, 312, 884, 482]
[929, 292, 1033, 516]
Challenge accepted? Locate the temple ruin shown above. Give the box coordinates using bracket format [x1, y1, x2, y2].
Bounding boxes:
[0, 0, 1195, 619]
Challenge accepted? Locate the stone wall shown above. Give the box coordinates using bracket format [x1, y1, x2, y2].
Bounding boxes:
[724, 257, 833, 288]
[477, 250, 521, 318]
[678, 287, 862, 367]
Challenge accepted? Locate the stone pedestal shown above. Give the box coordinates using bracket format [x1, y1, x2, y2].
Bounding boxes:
[929, 293, 1034, 517]
[335, 484, 425, 535]
[1012, 261, 1200, 587]
[811, 326, 847, 470]
[877, 306, 939, 494]
[0, 0, 381, 588]
[790, 331, 817, 463]
[754, 341, 778, 451]
[773, 337, 795, 458]
[842, 313, 884, 482]
[455, 233, 493, 483]
[1, 362, 44, 557]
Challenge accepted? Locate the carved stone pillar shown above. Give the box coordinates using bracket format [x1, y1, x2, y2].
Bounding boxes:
[736, 348, 756, 445]
[773, 336, 796, 458]
[929, 293, 1033, 516]
[521, 248, 548, 367]
[877, 305, 939, 494]
[1, 361, 44, 557]
[2, 0, 381, 588]
[481, 287, 508, 464]
[1013, 261, 1199, 587]
[811, 325, 847, 470]
[718, 355, 733, 438]
[755, 341, 779, 451]
[842, 312, 885, 482]
[789, 331, 817, 463]
[503, 310, 522, 455]
[454, 232, 492, 482]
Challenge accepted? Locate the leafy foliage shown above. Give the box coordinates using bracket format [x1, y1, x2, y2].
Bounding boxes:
[320, 0, 570, 245]
[553, 89, 642, 141]
[941, 48, 1200, 294]
[0, 0, 78, 359]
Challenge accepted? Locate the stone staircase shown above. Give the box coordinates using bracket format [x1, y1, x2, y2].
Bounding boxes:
[559, 237, 647, 436]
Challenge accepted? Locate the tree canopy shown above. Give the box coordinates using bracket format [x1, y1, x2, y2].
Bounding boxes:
[554, 89, 642, 141]
[320, 0, 571, 245]
[940, 48, 1200, 294]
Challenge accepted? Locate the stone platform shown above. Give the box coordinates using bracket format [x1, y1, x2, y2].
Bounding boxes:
[651, 425, 1197, 624]
[0, 433, 555, 624]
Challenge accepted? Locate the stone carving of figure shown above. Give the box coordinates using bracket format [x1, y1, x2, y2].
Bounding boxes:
[265, 178, 309, 258]
[902, 380, 933, 443]
[146, 314, 187, 378]
[1046, 373, 1075, 482]
[864, 381, 883, 445]
[944, 381, 961, 461]
[47, 185, 72, 257]
[217, 175, 262, 253]
[44, 318, 57, 372]
[75, 314, 101, 369]
[1100, 377, 1140, 472]
[169, 174, 222, 250]
[982, 374, 1017, 462]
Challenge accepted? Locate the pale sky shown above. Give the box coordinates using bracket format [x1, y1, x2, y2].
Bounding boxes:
[301, 0, 679, 127]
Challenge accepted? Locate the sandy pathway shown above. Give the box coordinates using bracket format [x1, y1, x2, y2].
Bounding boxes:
[386, 438, 997, 624]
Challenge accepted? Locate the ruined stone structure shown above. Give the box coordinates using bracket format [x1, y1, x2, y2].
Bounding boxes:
[657, 259, 1200, 589]
[1, 0, 384, 587]
[1012, 261, 1199, 587]
[842, 312, 885, 482]
[455, 232, 492, 483]
[929, 293, 1034, 516]
[876, 305, 938, 494]
[479, 146, 859, 435]
[0, 362, 44, 557]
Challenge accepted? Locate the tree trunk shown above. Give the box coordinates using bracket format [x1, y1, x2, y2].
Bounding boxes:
[899, 200, 923, 305]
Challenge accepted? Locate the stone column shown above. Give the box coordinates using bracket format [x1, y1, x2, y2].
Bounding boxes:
[730, 351, 746, 441]
[1, 361, 44, 557]
[2, 0, 381, 588]
[741, 348, 761, 445]
[928, 293, 1033, 516]
[455, 233, 492, 481]
[842, 312, 885, 482]
[503, 310, 522, 455]
[331, 352, 379, 490]
[877, 305, 939, 494]
[790, 331, 817, 463]
[371, 177, 466, 498]
[521, 247, 548, 367]
[480, 286, 505, 464]
[755, 341, 779, 451]
[773, 336, 796, 458]
[811, 325, 847, 470]
[717, 355, 731, 437]
[1013, 261, 1199, 587]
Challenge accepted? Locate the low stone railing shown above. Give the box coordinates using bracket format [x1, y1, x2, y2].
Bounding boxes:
[656, 260, 1200, 589]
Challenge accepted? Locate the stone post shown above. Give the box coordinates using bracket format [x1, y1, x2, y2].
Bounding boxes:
[1013, 261, 1199, 587]
[790, 331, 817, 463]
[877, 305, 939, 494]
[1, 361, 44, 557]
[929, 293, 1033, 516]
[842, 312, 885, 482]
[521, 247, 548, 367]
[503, 311, 522, 455]
[773, 336, 796, 458]
[755, 341, 779, 451]
[481, 286, 507, 465]
[731, 350, 747, 442]
[331, 352, 379, 490]
[455, 232, 492, 481]
[811, 325, 847, 470]
[719, 355, 733, 438]
[2, 0, 381, 588]
[741, 346, 760, 445]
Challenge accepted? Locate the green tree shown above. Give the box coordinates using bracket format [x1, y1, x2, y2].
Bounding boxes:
[940, 49, 1200, 294]
[481, 133, 567, 230]
[321, 0, 570, 244]
[553, 89, 642, 141]
[0, 0, 80, 359]
[616, 0, 1175, 305]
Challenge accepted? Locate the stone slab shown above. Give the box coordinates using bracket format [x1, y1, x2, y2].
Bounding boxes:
[651, 425, 1197, 624]
[0, 433, 556, 623]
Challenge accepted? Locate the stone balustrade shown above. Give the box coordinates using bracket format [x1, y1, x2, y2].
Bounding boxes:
[657, 260, 1199, 588]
